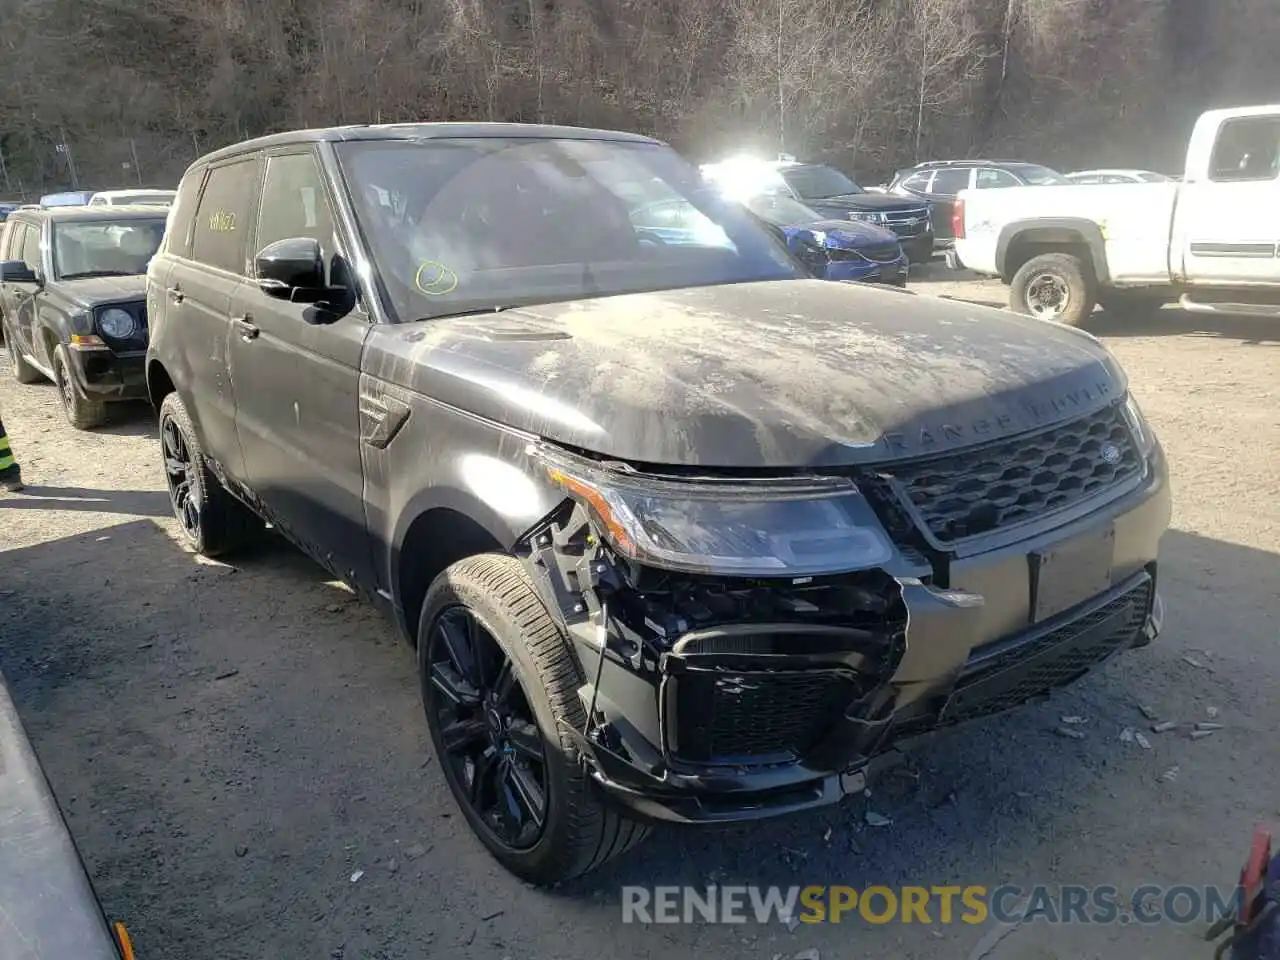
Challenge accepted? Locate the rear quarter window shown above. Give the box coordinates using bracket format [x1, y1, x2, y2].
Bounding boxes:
[190, 157, 260, 274]
[163, 171, 206, 258]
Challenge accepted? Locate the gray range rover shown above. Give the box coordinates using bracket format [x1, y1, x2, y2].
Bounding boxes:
[145, 123, 1171, 885]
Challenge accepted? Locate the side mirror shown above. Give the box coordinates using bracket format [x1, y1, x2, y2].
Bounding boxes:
[254, 237, 325, 298]
[0, 260, 39, 284]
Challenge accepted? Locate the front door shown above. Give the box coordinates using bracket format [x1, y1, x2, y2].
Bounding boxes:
[1173, 112, 1280, 286]
[225, 148, 374, 590]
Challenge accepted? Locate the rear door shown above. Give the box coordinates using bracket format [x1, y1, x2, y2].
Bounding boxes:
[173, 156, 261, 481]
[1172, 112, 1280, 285]
[226, 147, 374, 588]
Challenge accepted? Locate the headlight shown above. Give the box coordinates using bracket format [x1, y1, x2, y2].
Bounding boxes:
[98, 307, 136, 340]
[1121, 393, 1156, 456]
[534, 446, 894, 577]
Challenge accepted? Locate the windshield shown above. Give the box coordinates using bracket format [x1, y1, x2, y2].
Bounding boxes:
[1009, 164, 1069, 186]
[52, 219, 166, 279]
[779, 165, 863, 199]
[743, 193, 822, 226]
[336, 138, 803, 321]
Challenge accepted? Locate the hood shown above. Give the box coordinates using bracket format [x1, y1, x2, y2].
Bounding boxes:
[786, 219, 900, 247]
[379, 279, 1126, 469]
[61, 275, 147, 308]
[803, 193, 926, 213]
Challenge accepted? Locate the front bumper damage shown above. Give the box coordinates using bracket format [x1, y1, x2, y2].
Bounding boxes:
[519, 433, 1171, 826]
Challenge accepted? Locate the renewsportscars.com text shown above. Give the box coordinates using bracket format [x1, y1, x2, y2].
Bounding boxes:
[621, 884, 1240, 926]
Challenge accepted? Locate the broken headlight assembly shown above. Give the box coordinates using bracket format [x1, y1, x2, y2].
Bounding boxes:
[532, 444, 894, 577]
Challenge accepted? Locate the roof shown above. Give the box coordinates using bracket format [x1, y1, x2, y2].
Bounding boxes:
[196, 122, 664, 168]
[1066, 169, 1162, 176]
[911, 159, 1032, 169]
[9, 205, 172, 224]
[90, 189, 176, 199]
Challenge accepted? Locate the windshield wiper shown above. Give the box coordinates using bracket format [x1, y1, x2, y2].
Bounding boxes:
[60, 270, 136, 279]
[419, 305, 514, 321]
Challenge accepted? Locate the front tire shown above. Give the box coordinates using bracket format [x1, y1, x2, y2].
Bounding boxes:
[419, 554, 648, 885]
[158, 392, 261, 556]
[1010, 252, 1097, 326]
[53, 345, 107, 429]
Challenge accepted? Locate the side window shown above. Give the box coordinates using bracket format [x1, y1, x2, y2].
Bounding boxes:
[191, 158, 260, 274]
[1072, 175, 1099, 185]
[901, 171, 933, 192]
[21, 225, 42, 273]
[254, 152, 335, 267]
[930, 168, 971, 195]
[164, 169, 206, 259]
[975, 168, 1020, 189]
[1209, 117, 1280, 182]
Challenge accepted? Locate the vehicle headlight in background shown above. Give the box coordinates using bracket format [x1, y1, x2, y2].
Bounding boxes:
[1121, 393, 1156, 457]
[534, 446, 894, 577]
[97, 307, 136, 340]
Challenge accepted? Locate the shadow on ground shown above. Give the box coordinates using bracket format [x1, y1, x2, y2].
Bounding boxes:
[0, 522, 1275, 960]
[0, 485, 170, 516]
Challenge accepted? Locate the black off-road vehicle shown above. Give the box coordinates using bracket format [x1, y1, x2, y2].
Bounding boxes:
[146, 124, 1171, 885]
[1, 206, 165, 428]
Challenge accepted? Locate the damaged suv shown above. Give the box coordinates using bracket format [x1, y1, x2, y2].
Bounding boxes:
[145, 124, 1171, 885]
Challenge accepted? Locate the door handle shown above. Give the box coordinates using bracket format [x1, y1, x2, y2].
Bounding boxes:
[232, 315, 260, 341]
[166, 286, 184, 303]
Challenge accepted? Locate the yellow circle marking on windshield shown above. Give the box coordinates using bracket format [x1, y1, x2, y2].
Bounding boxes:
[415, 260, 459, 296]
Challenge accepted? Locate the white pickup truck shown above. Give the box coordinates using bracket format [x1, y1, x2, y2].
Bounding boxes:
[949, 104, 1280, 325]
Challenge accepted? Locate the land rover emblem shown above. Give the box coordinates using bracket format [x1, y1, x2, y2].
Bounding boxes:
[1100, 442, 1122, 465]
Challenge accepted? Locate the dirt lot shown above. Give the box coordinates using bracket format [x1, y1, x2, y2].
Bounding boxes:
[1, 270, 1278, 960]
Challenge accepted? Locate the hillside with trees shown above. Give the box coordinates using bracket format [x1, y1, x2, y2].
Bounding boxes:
[0, 0, 1275, 192]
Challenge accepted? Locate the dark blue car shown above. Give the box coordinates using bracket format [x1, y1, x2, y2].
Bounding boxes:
[742, 193, 908, 285]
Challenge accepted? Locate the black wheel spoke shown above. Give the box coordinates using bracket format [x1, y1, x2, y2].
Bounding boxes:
[469, 747, 499, 804]
[440, 716, 487, 755]
[430, 660, 480, 707]
[507, 720, 543, 762]
[503, 759, 546, 830]
[164, 455, 186, 476]
[491, 659, 516, 707]
[437, 615, 479, 687]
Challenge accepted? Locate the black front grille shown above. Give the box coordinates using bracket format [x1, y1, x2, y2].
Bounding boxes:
[876, 404, 1142, 545]
[849, 243, 902, 263]
[942, 578, 1151, 725]
[670, 667, 856, 764]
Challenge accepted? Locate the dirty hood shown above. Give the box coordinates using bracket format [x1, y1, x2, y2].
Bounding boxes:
[62, 275, 147, 308]
[384, 279, 1127, 468]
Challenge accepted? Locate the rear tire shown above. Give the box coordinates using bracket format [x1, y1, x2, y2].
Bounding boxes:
[4, 318, 42, 384]
[1010, 252, 1096, 326]
[158, 392, 261, 557]
[53, 345, 107, 429]
[419, 554, 649, 885]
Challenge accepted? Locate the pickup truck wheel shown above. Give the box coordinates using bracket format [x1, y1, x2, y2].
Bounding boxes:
[419, 554, 649, 885]
[4, 319, 43, 384]
[158, 392, 261, 557]
[1010, 253, 1096, 326]
[53, 345, 107, 429]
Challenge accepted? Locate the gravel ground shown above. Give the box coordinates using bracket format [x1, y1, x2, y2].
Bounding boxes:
[1, 270, 1278, 960]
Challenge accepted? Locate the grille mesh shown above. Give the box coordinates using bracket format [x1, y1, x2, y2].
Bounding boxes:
[671, 667, 856, 763]
[878, 404, 1141, 544]
[943, 579, 1151, 725]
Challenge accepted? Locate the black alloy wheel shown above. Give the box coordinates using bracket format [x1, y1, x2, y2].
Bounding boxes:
[427, 604, 549, 851]
[161, 413, 200, 540]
